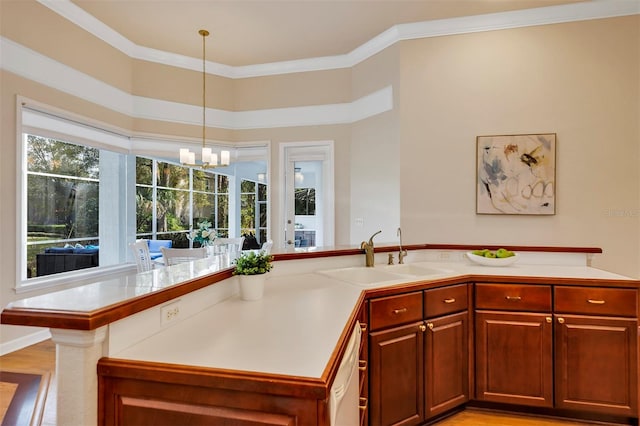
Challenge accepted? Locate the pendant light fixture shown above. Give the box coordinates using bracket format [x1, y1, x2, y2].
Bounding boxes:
[180, 29, 230, 169]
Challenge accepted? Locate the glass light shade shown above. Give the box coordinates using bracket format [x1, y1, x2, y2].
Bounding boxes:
[180, 148, 191, 164]
[221, 150, 230, 166]
[202, 147, 212, 164]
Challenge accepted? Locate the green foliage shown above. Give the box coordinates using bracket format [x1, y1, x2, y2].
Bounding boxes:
[189, 220, 214, 245]
[233, 251, 273, 275]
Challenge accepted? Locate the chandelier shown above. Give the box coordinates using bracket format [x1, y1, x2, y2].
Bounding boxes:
[179, 29, 230, 169]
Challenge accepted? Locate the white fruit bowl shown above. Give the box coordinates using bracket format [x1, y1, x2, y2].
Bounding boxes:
[466, 252, 519, 266]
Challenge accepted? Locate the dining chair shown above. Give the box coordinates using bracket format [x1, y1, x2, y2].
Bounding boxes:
[260, 239, 273, 254]
[212, 237, 245, 255]
[129, 239, 153, 272]
[160, 247, 207, 266]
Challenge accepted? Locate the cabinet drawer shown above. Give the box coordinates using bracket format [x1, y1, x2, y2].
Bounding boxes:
[555, 286, 638, 317]
[424, 284, 468, 318]
[369, 292, 423, 330]
[475, 283, 551, 312]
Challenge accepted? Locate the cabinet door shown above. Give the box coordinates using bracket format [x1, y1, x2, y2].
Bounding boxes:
[475, 311, 553, 407]
[424, 311, 469, 419]
[555, 315, 638, 417]
[369, 322, 424, 426]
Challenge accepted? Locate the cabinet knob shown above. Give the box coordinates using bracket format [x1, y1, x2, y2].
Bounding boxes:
[419, 324, 427, 332]
[546, 317, 552, 323]
[427, 322, 434, 330]
[443, 298, 456, 304]
[587, 299, 605, 305]
[505, 295, 522, 301]
[360, 323, 368, 333]
[558, 317, 565, 324]
[392, 307, 408, 315]
[359, 360, 367, 371]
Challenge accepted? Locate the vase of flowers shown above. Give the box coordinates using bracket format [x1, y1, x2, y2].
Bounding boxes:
[189, 220, 214, 253]
[233, 251, 273, 301]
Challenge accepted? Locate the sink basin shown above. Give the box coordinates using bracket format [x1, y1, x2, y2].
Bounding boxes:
[318, 267, 406, 285]
[380, 264, 451, 277]
[318, 264, 453, 287]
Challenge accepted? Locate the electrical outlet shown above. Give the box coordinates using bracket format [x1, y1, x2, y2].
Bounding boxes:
[439, 251, 451, 260]
[161, 301, 181, 325]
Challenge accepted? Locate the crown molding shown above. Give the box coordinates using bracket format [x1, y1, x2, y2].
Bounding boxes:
[37, 0, 640, 79]
[1, 37, 393, 130]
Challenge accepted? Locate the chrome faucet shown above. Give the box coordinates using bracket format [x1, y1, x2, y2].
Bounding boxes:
[397, 227, 407, 264]
[361, 230, 382, 267]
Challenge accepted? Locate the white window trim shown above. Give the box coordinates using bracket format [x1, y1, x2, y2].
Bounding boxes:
[16, 99, 131, 291]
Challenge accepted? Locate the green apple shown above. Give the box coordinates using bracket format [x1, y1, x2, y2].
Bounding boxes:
[496, 248, 508, 258]
[484, 251, 497, 258]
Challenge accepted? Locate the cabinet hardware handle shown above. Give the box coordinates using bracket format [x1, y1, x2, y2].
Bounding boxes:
[505, 296, 522, 301]
[360, 323, 368, 332]
[546, 317, 552, 323]
[419, 324, 427, 332]
[427, 322, 434, 330]
[359, 360, 367, 371]
[587, 299, 605, 305]
[443, 298, 456, 304]
[558, 317, 565, 324]
[359, 397, 368, 410]
[392, 308, 408, 314]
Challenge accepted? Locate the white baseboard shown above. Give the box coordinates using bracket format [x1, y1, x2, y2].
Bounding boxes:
[0, 328, 51, 356]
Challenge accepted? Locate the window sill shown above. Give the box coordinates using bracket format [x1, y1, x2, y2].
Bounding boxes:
[16, 264, 137, 295]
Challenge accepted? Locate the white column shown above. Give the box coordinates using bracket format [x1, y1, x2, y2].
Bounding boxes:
[50, 327, 107, 426]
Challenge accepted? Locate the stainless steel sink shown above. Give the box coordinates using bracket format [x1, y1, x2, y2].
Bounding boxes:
[317, 264, 452, 287]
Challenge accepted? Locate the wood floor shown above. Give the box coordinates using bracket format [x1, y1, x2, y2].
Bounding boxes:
[437, 410, 621, 426]
[0, 340, 627, 425]
[0, 339, 56, 426]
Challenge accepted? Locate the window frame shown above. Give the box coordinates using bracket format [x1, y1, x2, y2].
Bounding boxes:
[17, 99, 133, 292]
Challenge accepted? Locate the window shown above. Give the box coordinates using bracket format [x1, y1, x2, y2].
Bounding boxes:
[295, 188, 316, 216]
[25, 135, 101, 278]
[240, 179, 268, 246]
[135, 157, 230, 246]
[19, 101, 269, 286]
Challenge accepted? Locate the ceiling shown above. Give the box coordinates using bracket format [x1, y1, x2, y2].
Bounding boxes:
[71, 0, 585, 67]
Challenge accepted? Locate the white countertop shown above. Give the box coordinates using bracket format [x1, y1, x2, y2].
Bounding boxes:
[7, 255, 235, 312]
[113, 272, 362, 379]
[110, 258, 635, 379]
[5, 250, 637, 381]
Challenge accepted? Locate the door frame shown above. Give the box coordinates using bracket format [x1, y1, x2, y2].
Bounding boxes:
[278, 141, 335, 249]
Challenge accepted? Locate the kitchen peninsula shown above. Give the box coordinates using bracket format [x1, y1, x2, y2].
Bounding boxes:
[2, 244, 639, 426]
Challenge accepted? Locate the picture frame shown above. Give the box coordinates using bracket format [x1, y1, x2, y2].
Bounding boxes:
[476, 133, 556, 215]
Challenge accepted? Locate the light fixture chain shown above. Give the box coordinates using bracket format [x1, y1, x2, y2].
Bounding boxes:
[201, 29, 207, 150]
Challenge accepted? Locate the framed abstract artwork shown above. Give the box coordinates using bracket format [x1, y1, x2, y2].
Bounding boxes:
[476, 133, 556, 215]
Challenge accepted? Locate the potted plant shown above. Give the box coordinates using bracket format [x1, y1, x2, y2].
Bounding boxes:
[233, 251, 273, 301]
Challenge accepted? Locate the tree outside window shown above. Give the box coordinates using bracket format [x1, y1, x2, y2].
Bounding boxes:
[26, 135, 100, 277]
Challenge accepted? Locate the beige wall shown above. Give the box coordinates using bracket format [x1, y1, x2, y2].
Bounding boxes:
[398, 16, 640, 278]
[1, 1, 639, 348]
[351, 45, 402, 243]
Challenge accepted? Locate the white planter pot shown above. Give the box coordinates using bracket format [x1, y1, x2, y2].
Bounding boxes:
[238, 274, 266, 301]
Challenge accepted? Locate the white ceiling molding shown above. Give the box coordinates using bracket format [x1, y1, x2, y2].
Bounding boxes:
[1, 37, 392, 130]
[37, 0, 640, 79]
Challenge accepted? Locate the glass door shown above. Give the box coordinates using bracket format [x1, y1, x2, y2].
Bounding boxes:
[281, 142, 334, 249]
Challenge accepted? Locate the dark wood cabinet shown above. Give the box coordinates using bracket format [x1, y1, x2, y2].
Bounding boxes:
[367, 285, 470, 425]
[555, 316, 638, 416]
[359, 303, 369, 426]
[475, 283, 554, 407]
[554, 286, 638, 417]
[424, 310, 469, 418]
[475, 311, 554, 407]
[369, 321, 425, 426]
[474, 283, 639, 420]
